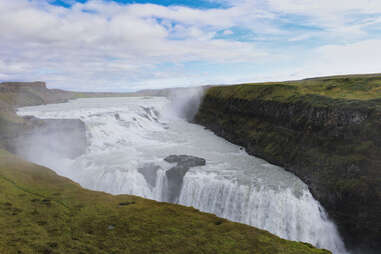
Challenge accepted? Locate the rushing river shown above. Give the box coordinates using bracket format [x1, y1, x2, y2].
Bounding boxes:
[17, 97, 347, 254]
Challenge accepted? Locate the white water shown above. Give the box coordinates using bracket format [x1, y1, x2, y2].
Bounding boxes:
[17, 97, 347, 254]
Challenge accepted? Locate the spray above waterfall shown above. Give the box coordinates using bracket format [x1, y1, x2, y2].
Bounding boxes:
[17, 96, 348, 254]
[166, 86, 206, 121]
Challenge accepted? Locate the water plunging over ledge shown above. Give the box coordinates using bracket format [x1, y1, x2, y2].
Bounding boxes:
[17, 97, 348, 254]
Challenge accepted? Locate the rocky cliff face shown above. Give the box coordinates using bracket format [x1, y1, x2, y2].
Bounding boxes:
[0, 82, 86, 159]
[0, 81, 47, 91]
[164, 155, 206, 203]
[195, 84, 381, 252]
[0, 81, 75, 107]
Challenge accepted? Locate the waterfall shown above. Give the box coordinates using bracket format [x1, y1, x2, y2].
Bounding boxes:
[17, 96, 348, 254]
[179, 171, 345, 252]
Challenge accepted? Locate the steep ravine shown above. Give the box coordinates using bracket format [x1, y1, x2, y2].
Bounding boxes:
[195, 84, 381, 252]
[0, 82, 333, 253]
[17, 96, 347, 253]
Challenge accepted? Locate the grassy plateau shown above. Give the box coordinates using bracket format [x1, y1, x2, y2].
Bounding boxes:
[195, 74, 381, 250]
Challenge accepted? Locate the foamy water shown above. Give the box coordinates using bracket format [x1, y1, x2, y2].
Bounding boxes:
[17, 97, 348, 254]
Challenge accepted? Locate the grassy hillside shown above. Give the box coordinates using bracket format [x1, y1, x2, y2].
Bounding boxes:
[195, 74, 381, 250]
[211, 75, 381, 102]
[0, 150, 329, 254]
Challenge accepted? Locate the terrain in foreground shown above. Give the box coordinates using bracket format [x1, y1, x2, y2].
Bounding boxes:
[0, 150, 329, 254]
[0, 81, 330, 253]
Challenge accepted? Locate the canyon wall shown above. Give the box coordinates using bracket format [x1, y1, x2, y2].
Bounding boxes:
[0, 82, 86, 158]
[195, 78, 381, 251]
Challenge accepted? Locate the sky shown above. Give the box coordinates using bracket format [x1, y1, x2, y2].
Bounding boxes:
[1, 0, 381, 92]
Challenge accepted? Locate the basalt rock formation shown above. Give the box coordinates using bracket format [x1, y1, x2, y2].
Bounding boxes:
[194, 75, 381, 252]
[165, 155, 206, 203]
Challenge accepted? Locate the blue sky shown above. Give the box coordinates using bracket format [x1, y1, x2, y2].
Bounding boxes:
[1, 0, 381, 91]
[50, 0, 227, 9]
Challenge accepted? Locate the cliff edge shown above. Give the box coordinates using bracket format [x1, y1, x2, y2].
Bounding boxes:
[0, 149, 330, 254]
[0, 81, 331, 253]
[195, 74, 381, 251]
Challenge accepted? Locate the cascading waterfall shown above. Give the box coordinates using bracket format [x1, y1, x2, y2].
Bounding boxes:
[180, 174, 343, 250]
[17, 96, 348, 254]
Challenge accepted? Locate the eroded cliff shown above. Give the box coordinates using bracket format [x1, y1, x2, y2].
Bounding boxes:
[195, 75, 381, 251]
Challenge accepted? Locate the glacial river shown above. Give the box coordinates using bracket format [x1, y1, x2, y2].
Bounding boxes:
[17, 97, 348, 254]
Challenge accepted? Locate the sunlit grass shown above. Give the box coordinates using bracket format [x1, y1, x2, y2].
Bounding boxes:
[210, 74, 381, 102]
[0, 150, 330, 254]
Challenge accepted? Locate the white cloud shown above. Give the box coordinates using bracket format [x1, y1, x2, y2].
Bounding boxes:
[268, 0, 381, 14]
[311, 40, 381, 75]
[223, 29, 234, 35]
[0, 0, 270, 90]
[0, 0, 380, 91]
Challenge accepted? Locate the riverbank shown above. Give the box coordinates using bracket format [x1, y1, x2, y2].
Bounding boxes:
[0, 149, 330, 254]
[195, 74, 381, 251]
[0, 81, 330, 253]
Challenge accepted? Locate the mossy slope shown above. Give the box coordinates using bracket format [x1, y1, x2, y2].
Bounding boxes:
[195, 74, 381, 251]
[0, 150, 329, 254]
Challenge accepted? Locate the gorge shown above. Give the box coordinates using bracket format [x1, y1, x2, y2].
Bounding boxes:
[16, 96, 347, 254]
[1, 76, 379, 254]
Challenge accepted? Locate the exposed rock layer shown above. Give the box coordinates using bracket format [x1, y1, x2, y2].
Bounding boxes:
[195, 85, 381, 251]
[165, 155, 206, 203]
[0, 81, 74, 107]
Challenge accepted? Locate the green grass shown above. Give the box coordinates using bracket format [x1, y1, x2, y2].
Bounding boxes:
[209, 75, 381, 102]
[2, 75, 377, 253]
[0, 150, 330, 254]
[197, 74, 381, 249]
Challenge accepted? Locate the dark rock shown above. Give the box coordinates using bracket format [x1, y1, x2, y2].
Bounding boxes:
[164, 155, 206, 203]
[48, 242, 58, 249]
[164, 155, 206, 168]
[195, 91, 381, 251]
[138, 163, 161, 188]
[42, 199, 51, 206]
[215, 220, 223, 226]
[119, 201, 135, 206]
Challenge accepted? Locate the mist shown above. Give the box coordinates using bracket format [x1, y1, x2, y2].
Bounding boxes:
[13, 116, 87, 171]
[15, 96, 349, 254]
[166, 86, 207, 121]
[13, 87, 207, 170]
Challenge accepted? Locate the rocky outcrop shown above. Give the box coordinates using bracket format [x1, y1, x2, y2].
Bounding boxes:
[0, 81, 157, 106]
[0, 81, 47, 91]
[0, 82, 87, 158]
[195, 87, 381, 251]
[0, 81, 75, 107]
[138, 163, 161, 188]
[165, 155, 206, 203]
